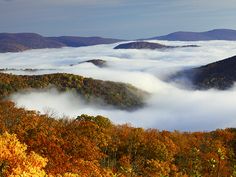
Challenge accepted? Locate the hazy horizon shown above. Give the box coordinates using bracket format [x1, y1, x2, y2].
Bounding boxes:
[1, 0, 236, 39]
[1, 28, 236, 40]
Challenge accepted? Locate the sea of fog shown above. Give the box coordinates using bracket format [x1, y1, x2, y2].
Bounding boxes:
[1, 40, 236, 131]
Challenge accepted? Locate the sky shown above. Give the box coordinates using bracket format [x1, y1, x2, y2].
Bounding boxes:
[1, 0, 236, 39]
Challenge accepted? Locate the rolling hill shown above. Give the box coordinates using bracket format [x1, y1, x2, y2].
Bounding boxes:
[114, 41, 198, 50]
[0, 73, 147, 110]
[0, 33, 123, 53]
[149, 29, 236, 41]
[173, 55, 236, 90]
[0, 33, 65, 52]
[48, 36, 123, 47]
[191, 55, 236, 89]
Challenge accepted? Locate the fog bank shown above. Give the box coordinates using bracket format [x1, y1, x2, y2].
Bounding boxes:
[2, 40, 236, 131]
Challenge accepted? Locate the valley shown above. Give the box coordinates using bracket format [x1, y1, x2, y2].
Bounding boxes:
[2, 0, 236, 175]
[1, 37, 236, 177]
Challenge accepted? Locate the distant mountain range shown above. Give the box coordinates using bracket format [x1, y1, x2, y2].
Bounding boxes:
[149, 29, 236, 41]
[48, 36, 122, 47]
[0, 33, 64, 53]
[1, 29, 236, 53]
[0, 33, 123, 53]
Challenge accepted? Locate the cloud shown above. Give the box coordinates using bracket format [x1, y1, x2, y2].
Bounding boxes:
[10, 88, 113, 117]
[10, 83, 236, 132]
[2, 40, 236, 131]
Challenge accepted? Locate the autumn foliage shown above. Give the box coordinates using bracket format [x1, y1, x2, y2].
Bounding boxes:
[0, 73, 146, 110]
[0, 132, 47, 176]
[0, 100, 236, 176]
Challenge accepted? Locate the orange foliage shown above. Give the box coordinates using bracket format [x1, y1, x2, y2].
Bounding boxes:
[0, 100, 236, 176]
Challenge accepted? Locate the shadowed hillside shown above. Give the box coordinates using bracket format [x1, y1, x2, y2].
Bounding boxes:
[191, 55, 236, 89]
[172, 55, 236, 90]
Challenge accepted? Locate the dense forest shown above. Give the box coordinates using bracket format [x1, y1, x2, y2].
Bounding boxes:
[0, 72, 236, 176]
[0, 100, 236, 176]
[0, 73, 146, 110]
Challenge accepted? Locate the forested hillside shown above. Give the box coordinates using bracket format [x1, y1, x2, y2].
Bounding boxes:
[0, 73, 146, 110]
[0, 72, 236, 176]
[0, 100, 236, 176]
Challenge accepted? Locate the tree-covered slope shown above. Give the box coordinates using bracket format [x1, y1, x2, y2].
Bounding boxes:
[0, 73, 147, 110]
[171, 55, 236, 90]
[0, 100, 236, 176]
[191, 55, 236, 89]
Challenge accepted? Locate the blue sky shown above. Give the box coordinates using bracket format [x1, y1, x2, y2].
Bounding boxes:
[1, 0, 236, 39]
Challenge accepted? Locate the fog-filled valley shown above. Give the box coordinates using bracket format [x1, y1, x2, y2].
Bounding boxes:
[2, 40, 236, 131]
[3, 0, 236, 175]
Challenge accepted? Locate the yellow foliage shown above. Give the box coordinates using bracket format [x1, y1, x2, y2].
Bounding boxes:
[144, 159, 186, 177]
[60, 173, 81, 177]
[0, 132, 48, 176]
[0, 100, 235, 176]
[0, 132, 97, 177]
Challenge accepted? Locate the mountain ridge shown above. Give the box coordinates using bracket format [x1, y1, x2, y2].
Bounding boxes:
[48, 36, 123, 47]
[0, 33, 124, 53]
[1, 29, 236, 53]
[148, 29, 236, 41]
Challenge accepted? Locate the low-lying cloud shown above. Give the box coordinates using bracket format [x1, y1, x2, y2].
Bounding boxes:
[10, 83, 236, 131]
[2, 40, 236, 131]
